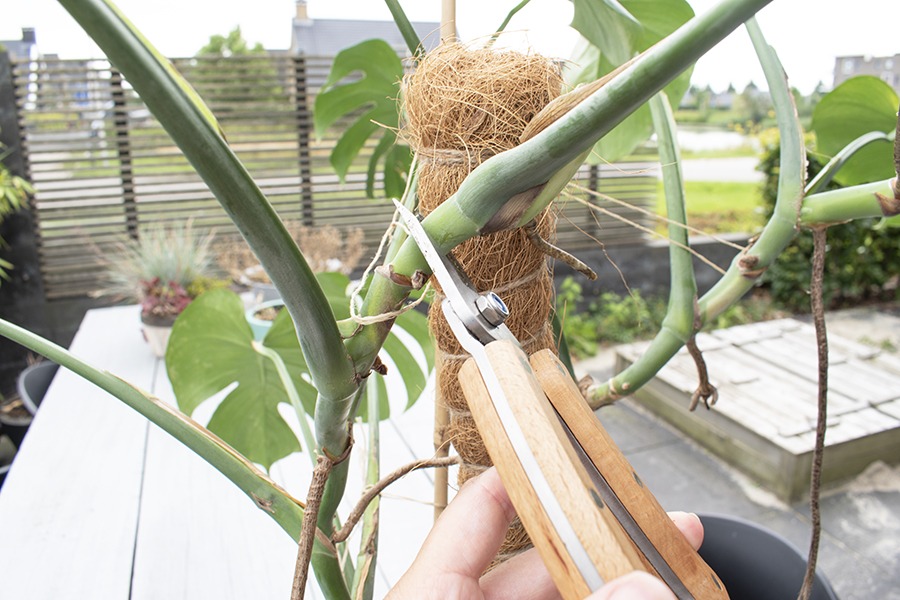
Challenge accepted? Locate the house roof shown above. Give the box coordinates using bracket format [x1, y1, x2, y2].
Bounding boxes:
[1, 28, 37, 61]
[291, 18, 441, 57]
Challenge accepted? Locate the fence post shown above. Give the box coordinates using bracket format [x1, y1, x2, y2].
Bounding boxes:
[110, 68, 139, 240]
[0, 51, 51, 387]
[588, 163, 601, 237]
[293, 55, 315, 227]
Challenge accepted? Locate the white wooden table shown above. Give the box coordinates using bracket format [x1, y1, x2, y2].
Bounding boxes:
[0, 305, 441, 599]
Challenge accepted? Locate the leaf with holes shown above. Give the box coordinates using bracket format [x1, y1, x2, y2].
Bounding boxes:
[166, 289, 306, 470]
[314, 39, 409, 199]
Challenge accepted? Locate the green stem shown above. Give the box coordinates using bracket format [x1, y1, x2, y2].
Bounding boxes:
[653, 92, 697, 340]
[800, 179, 899, 226]
[254, 341, 318, 467]
[58, 0, 356, 406]
[346, 0, 776, 371]
[350, 381, 382, 600]
[698, 18, 804, 318]
[58, 2, 356, 596]
[591, 93, 696, 405]
[0, 318, 306, 540]
[492, 0, 532, 39]
[384, 0, 423, 58]
[590, 17, 804, 405]
[806, 131, 894, 195]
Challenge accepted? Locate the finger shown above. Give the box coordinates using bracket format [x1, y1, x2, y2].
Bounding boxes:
[414, 468, 518, 580]
[481, 547, 561, 600]
[668, 511, 704, 551]
[587, 572, 675, 600]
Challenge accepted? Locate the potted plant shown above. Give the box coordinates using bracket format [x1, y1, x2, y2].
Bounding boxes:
[98, 221, 224, 357]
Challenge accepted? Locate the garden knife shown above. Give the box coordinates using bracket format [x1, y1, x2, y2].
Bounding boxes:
[395, 202, 729, 600]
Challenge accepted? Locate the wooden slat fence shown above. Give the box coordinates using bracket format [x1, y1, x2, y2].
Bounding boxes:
[10, 54, 656, 299]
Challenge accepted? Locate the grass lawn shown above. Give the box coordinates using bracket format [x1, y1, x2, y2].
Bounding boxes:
[655, 180, 764, 235]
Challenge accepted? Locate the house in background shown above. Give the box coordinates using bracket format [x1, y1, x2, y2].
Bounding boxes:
[290, 0, 441, 57]
[0, 28, 37, 61]
[833, 54, 900, 93]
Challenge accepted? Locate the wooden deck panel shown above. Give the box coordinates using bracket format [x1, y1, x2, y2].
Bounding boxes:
[617, 318, 900, 502]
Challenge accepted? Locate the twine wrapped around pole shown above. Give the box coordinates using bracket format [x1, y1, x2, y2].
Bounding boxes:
[402, 43, 562, 562]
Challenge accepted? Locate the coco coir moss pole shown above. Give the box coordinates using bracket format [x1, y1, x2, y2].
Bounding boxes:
[402, 43, 562, 561]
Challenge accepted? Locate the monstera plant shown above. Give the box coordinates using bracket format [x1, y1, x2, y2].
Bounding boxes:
[0, 0, 897, 599]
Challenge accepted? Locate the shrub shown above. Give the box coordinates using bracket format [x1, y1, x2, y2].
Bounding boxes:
[556, 277, 786, 358]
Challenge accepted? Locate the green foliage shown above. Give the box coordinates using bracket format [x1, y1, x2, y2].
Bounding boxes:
[192, 27, 283, 109]
[557, 277, 786, 357]
[313, 39, 411, 200]
[166, 274, 432, 470]
[555, 277, 665, 357]
[811, 76, 898, 186]
[197, 26, 265, 56]
[0, 141, 35, 281]
[759, 143, 900, 312]
[167, 289, 308, 470]
[566, 0, 694, 162]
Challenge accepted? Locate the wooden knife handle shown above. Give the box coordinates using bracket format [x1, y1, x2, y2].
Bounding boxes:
[458, 340, 647, 600]
[529, 349, 729, 599]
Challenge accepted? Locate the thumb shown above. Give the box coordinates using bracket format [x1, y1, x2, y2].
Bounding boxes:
[588, 572, 676, 600]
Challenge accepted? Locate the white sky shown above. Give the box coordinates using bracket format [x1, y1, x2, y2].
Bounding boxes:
[3, 0, 900, 94]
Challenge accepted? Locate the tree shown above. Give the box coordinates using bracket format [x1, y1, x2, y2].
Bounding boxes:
[191, 27, 283, 109]
[197, 26, 265, 57]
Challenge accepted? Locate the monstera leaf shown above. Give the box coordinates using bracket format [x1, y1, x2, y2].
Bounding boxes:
[812, 76, 898, 187]
[314, 39, 412, 199]
[568, 0, 695, 162]
[166, 275, 432, 470]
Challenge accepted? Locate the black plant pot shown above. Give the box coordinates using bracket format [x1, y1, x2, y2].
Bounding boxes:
[0, 462, 10, 491]
[17, 360, 60, 415]
[698, 514, 839, 600]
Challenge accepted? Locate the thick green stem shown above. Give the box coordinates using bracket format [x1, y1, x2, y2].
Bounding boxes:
[346, 0, 776, 371]
[698, 18, 804, 318]
[383, 0, 423, 58]
[493, 0, 532, 38]
[57, 0, 356, 407]
[653, 92, 697, 340]
[801, 179, 899, 226]
[0, 318, 306, 539]
[57, 2, 356, 596]
[590, 17, 804, 405]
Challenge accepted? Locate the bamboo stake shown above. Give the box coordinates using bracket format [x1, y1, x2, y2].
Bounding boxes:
[441, 0, 456, 43]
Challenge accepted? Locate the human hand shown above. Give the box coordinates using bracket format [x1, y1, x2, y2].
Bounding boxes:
[387, 467, 704, 600]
